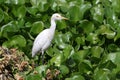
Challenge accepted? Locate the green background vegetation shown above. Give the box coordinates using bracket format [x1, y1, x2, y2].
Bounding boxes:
[0, 0, 120, 80]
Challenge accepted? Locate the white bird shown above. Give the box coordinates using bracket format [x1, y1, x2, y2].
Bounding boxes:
[32, 13, 67, 63]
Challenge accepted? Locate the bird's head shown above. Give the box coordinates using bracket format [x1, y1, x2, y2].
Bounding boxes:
[51, 13, 68, 21]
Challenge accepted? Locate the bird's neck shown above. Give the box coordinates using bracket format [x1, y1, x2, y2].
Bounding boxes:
[50, 19, 56, 30]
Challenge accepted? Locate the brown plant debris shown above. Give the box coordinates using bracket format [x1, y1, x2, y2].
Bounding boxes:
[46, 68, 60, 80]
[0, 47, 30, 80]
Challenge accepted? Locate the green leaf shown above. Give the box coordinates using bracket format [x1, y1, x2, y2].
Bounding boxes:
[30, 0, 49, 12]
[72, 50, 89, 62]
[100, 60, 117, 71]
[30, 21, 44, 35]
[80, 2, 92, 16]
[91, 4, 104, 23]
[27, 7, 38, 15]
[0, 0, 4, 3]
[30, 0, 43, 6]
[107, 44, 119, 52]
[26, 73, 42, 80]
[80, 20, 95, 34]
[93, 68, 111, 80]
[86, 33, 99, 44]
[68, 6, 82, 22]
[60, 65, 69, 75]
[114, 27, 120, 41]
[1, 21, 19, 33]
[65, 75, 85, 80]
[111, 0, 120, 13]
[63, 32, 72, 43]
[78, 61, 92, 74]
[63, 45, 74, 60]
[5, 0, 25, 4]
[97, 25, 116, 39]
[46, 47, 54, 57]
[54, 33, 68, 49]
[35, 65, 47, 75]
[2, 35, 26, 48]
[75, 36, 85, 45]
[50, 53, 64, 66]
[91, 46, 103, 58]
[0, 8, 4, 22]
[106, 52, 120, 64]
[60, 4, 69, 13]
[57, 20, 67, 30]
[38, 2, 50, 12]
[12, 6, 26, 19]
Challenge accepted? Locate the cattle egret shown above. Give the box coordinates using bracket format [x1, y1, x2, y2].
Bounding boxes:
[32, 13, 68, 63]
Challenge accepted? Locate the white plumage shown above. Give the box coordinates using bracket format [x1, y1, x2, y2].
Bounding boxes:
[32, 13, 67, 63]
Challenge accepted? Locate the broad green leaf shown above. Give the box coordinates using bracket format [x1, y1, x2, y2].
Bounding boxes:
[114, 27, 120, 41]
[30, 0, 49, 12]
[1, 21, 19, 33]
[65, 75, 85, 80]
[99, 60, 117, 71]
[38, 2, 50, 12]
[91, 4, 104, 23]
[106, 52, 120, 64]
[50, 53, 65, 66]
[25, 22, 32, 28]
[78, 61, 92, 74]
[5, 0, 25, 4]
[51, 0, 68, 11]
[30, 21, 44, 35]
[54, 33, 68, 49]
[46, 47, 54, 57]
[80, 20, 95, 34]
[17, 19, 25, 28]
[25, 73, 42, 80]
[106, 31, 116, 39]
[63, 32, 72, 43]
[60, 65, 69, 75]
[93, 68, 111, 80]
[60, 4, 69, 13]
[35, 65, 47, 75]
[63, 45, 74, 60]
[96, 25, 116, 39]
[30, 0, 42, 6]
[68, 6, 82, 22]
[107, 44, 119, 52]
[3, 12, 10, 23]
[72, 50, 89, 62]
[92, 0, 101, 4]
[0, 0, 4, 3]
[75, 36, 85, 45]
[86, 33, 99, 44]
[70, 27, 78, 34]
[104, 1, 118, 27]
[91, 46, 103, 58]
[0, 9, 4, 22]
[27, 7, 38, 15]
[2, 35, 26, 48]
[57, 20, 67, 30]
[59, 43, 68, 49]
[80, 2, 92, 16]
[12, 6, 26, 19]
[111, 0, 120, 13]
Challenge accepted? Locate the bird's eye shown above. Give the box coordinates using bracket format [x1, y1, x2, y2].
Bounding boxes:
[56, 16, 59, 17]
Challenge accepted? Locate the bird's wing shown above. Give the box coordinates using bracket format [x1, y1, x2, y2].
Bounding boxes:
[32, 29, 50, 56]
[34, 29, 50, 44]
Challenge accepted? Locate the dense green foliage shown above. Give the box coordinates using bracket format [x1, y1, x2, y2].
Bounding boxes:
[0, 0, 120, 80]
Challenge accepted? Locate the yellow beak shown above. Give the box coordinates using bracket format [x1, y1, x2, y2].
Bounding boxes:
[61, 16, 68, 20]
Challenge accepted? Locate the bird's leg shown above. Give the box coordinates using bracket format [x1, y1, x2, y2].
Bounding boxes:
[41, 50, 44, 64]
[38, 53, 41, 65]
